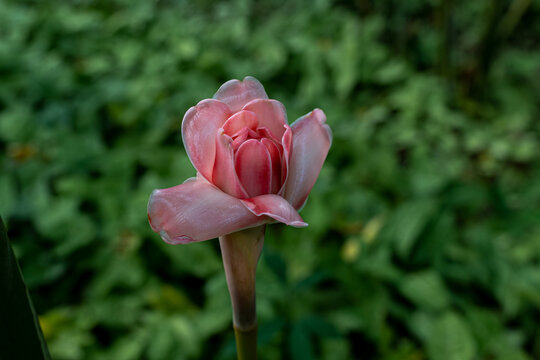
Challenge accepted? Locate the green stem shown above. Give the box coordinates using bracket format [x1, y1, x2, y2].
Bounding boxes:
[219, 226, 265, 360]
[234, 325, 258, 360]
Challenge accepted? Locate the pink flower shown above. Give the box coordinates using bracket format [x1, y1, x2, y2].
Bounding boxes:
[147, 76, 332, 244]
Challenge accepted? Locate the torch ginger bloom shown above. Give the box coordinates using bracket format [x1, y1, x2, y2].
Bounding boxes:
[148, 76, 332, 243]
[148, 77, 331, 359]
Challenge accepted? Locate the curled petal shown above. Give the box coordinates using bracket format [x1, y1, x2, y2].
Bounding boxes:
[235, 139, 272, 198]
[212, 130, 249, 199]
[214, 76, 268, 113]
[231, 127, 258, 151]
[284, 109, 332, 209]
[181, 99, 232, 181]
[257, 127, 281, 145]
[222, 110, 258, 137]
[241, 195, 308, 227]
[243, 99, 288, 139]
[147, 179, 263, 244]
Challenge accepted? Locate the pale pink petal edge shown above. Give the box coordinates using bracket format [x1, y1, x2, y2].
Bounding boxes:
[213, 76, 269, 113]
[241, 194, 308, 227]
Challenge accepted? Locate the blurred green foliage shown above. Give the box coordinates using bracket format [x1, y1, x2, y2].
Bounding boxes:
[1, 0, 540, 359]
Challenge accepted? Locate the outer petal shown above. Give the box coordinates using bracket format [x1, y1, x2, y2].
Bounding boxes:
[235, 139, 272, 197]
[213, 76, 268, 113]
[243, 99, 288, 139]
[181, 99, 232, 181]
[241, 195, 308, 227]
[212, 129, 249, 199]
[147, 178, 264, 244]
[284, 109, 332, 210]
[277, 125, 292, 196]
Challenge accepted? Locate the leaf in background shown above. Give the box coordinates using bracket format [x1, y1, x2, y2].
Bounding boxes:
[327, 16, 360, 99]
[0, 217, 51, 360]
[400, 271, 450, 311]
[264, 248, 288, 284]
[427, 312, 476, 360]
[464, 307, 502, 353]
[0, 175, 15, 217]
[382, 200, 437, 257]
[290, 321, 314, 360]
[158, 240, 222, 278]
[409, 311, 435, 342]
[320, 338, 350, 360]
[301, 315, 340, 339]
[258, 318, 286, 346]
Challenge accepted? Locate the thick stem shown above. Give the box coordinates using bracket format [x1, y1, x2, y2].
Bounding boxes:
[234, 326, 258, 360]
[219, 225, 265, 360]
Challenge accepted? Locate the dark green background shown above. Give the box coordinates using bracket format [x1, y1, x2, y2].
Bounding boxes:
[1, 0, 539, 359]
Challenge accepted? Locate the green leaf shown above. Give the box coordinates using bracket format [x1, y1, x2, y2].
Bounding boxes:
[290, 321, 314, 360]
[427, 312, 476, 360]
[264, 248, 287, 284]
[0, 217, 51, 360]
[383, 200, 437, 257]
[400, 271, 450, 311]
[301, 315, 340, 338]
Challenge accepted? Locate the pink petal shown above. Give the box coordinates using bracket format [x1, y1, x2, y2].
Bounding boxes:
[213, 76, 268, 113]
[147, 178, 264, 244]
[243, 99, 288, 139]
[235, 139, 272, 197]
[181, 99, 232, 181]
[222, 110, 258, 137]
[231, 128, 249, 150]
[241, 195, 308, 227]
[212, 129, 249, 199]
[261, 138, 282, 194]
[278, 125, 292, 196]
[284, 109, 332, 209]
[231, 127, 260, 150]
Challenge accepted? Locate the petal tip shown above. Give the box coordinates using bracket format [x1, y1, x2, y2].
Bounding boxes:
[214, 77, 268, 112]
[290, 220, 308, 228]
[242, 76, 266, 90]
[312, 108, 327, 124]
[243, 75, 259, 82]
[311, 109, 331, 144]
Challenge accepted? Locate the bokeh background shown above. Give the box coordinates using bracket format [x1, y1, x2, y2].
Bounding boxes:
[1, 0, 540, 359]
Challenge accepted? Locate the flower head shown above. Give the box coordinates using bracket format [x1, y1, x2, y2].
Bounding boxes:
[148, 76, 331, 243]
